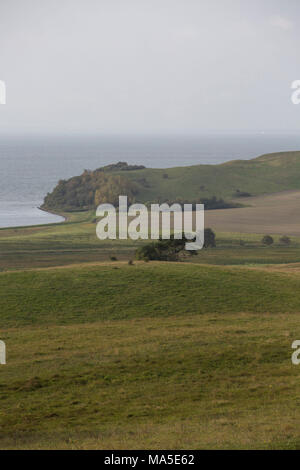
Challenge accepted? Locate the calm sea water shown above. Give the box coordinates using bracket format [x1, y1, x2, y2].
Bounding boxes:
[1, 133, 300, 228]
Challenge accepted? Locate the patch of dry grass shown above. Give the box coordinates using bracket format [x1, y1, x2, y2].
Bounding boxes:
[205, 190, 300, 236]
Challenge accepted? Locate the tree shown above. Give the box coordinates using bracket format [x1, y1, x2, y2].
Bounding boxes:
[262, 235, 274, 246]
[279, 236, 291, 246]
[233, 189, 251, 198]
[136, 234, 198, 262]
[136, 230, 216, 261]
[94, 174, 138, 206]
[204, 228, 216, 248]
[43, 170, 138, 211]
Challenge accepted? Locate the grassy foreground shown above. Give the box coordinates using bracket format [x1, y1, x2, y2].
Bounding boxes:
[2, 198, 300, 449]
[1, 262, 300, 449]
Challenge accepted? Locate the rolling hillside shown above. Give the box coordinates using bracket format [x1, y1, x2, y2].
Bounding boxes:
[43, 151, 300, 210]
[2, 262, 300, 449]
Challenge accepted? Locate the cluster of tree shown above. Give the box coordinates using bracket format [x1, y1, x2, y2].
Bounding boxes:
[42, 170, 139, 210]
[98, 162, 146, 172]
[261, 235, 291, 246]
[200, 196, 237, 210]
[136, 229, 216, 262]
[94, 175, 138, 206]
[42, 160, 237, 213]
[280, 236, 292, 246]
[145, 196, 237, 210]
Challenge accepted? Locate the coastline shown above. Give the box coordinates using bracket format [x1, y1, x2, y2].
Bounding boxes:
[38, 205, 68, 222]
[0, 206, 66, 230]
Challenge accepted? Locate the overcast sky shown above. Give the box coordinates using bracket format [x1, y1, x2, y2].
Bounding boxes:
[0, 0, 300, 135]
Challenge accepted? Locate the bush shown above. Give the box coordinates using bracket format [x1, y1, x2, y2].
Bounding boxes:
[136, 234, 198, 262]
[136, 230, 216, 262]
[204, 228, 216, 248]
[262, 235, 274, 246]
[279, 236, 291, 246]
[171, 196, 237, 210]
[233, 189, 252, 198]
[110, 256, 118, 261]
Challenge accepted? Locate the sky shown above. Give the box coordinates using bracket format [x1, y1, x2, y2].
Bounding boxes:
[0, 0, 300, 135]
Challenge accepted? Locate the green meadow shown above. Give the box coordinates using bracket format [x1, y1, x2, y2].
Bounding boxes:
[122, 150, 300, 201]
[2, 210, 300, 271]
[2, 262, 300, 328]
[3, 150, 300, 450]
[43, 151, 300, 210]
[1, 211, 300, 449]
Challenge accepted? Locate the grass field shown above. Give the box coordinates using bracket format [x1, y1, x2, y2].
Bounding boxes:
[3, 190, 300, 271]
[1, 262, 300, 449]
[2, 188, 300, 449]
[111, 150, 300, 201]
[44, 151, 300, 206]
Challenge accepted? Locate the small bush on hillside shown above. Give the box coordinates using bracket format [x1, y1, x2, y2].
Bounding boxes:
[136, 229, 216, 261]
[170, 196, 236, 210]
[136, 234, 198, 262]
[233, 189, 252, 198]
[204, 228, 216, 248]
[279, 236, 291, 246]
[262, 235, 274, 246]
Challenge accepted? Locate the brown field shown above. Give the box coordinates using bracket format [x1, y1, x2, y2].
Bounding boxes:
[205, 190, 300, 236]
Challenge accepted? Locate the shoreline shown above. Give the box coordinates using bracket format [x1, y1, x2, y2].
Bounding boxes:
[0, 206, 66, 230]
[38, 205, 68, 222]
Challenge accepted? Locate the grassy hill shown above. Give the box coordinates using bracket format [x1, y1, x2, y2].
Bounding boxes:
[2, 262, 300, 328]
[2, 262, 300, 449]
[123, 150, 300, 201]
[42, 151, 300, 211]
[4, 153, 300, 449]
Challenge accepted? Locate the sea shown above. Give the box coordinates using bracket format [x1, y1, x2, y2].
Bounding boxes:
[1, 133, 300, 228]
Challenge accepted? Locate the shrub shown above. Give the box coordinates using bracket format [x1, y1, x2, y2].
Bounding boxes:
[279, 236, 291, 246]
[262, 235, 274, 246]
[204, 228, 216, 248]
[136, 230, 216, 262]
[136, 234, 198, 262]
[171, 196, 237, 210]
[233, 189, 252, 198]
[110, 256, 117, 261]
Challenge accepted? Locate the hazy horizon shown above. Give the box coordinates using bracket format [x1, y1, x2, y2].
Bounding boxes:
[1, 0, 300, 135]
